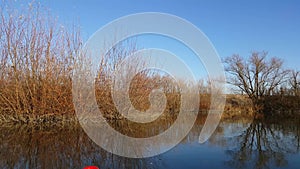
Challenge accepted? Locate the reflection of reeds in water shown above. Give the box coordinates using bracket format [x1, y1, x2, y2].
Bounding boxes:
[82, 111, 199, 158]
[0, 116, 207, 168]
[0, 124, 164, 169]
[106, 114, 177, 138]
[0, 117, 299, 168]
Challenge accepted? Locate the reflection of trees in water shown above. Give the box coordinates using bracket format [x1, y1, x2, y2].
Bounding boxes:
[223, 119, 300, 169]
[0, 124, 164, 169]
[1, 118, 299, 169]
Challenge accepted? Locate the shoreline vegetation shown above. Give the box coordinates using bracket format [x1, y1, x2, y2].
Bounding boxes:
[0, 93, 299, 124]
[1, 3, 299, 125]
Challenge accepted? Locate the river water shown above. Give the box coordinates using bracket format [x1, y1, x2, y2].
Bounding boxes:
[0, 117, 299, 169]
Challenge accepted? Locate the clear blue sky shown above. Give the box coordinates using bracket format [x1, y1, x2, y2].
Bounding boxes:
[7, 0, 300, 71]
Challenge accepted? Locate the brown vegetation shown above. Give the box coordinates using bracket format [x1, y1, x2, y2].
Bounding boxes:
[263, 95, 300, 117]
[0, 3, 81, 123]
[0, 3, 196, 123]
[0, 3, 299, 124]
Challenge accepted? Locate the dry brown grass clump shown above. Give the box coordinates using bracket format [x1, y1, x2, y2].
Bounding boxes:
[0, 3, 81, 123]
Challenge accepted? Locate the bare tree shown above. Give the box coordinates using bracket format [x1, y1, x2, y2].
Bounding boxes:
[224, 51, 289, 110]
[289, 70, 300, 96]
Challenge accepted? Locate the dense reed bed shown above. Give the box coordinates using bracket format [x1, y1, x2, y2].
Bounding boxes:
[0, 3, 298, 124]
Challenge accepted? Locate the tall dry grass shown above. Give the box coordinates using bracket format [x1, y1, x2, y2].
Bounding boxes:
[0, 3, 81, 123]
[0, 3, 231, 124]
[94, 42, 183, 120]
[0, 3, 187, 123]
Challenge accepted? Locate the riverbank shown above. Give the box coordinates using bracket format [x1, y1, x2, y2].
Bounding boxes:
[0, 94, 299, 124]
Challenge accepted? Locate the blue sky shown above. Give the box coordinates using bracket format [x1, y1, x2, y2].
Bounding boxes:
[5, 0, 300, 71]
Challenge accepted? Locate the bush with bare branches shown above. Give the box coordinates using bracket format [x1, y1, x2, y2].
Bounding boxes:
[0, 3, 82, 123]
[224, 51, 290, 112]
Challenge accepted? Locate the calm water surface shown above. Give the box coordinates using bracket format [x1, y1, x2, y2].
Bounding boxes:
[0, 117, 299, 169]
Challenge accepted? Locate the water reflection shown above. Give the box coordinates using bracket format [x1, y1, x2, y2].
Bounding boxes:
[0, 117, 299, 169]
[0, 124, 164, 169]
[211, 119, 300, 169]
